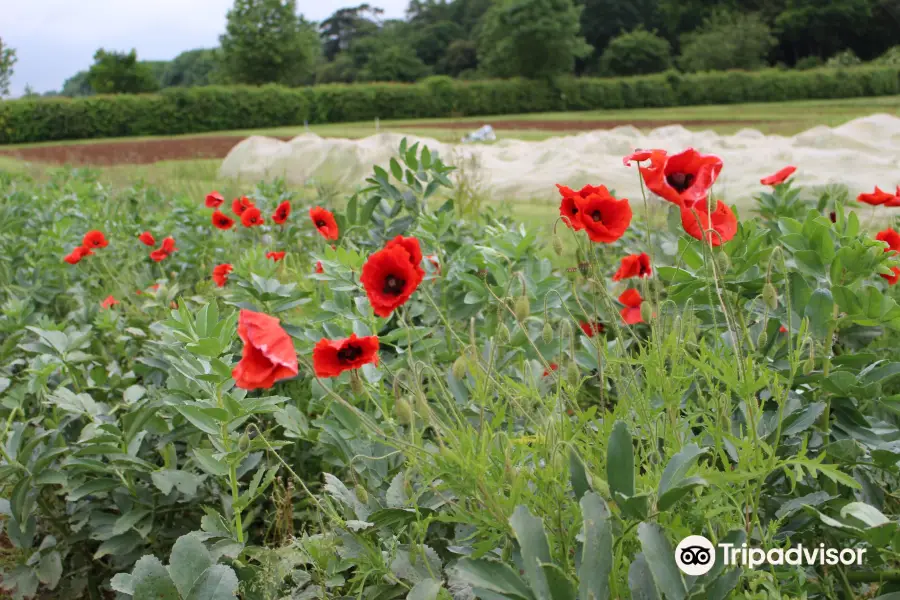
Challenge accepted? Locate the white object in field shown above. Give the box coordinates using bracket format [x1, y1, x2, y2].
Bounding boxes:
[219, 113, 900, 204]
[375, 117, 380, 132]
[462, 124, 496, 143]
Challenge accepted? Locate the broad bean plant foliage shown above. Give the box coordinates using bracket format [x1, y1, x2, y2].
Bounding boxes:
[1, 141, 900, 600]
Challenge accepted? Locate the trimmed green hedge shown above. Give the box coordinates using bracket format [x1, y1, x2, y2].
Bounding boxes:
[1, 66, 899, 145]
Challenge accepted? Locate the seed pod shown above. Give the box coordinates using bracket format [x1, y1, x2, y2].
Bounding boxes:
[762, 283, 778, 310]
[803, 354, 815, 375]
[350, 371, 363, 395]
[354, 485, 369, 504]
[469, 317, 476, 348]
[395, 396, 413, 425]
[640, 301, 653, 323]
[415, 394, 429, 418]
[514, 296, 530, 321]
[757, 330, 768, 348]
[238, 432, 251, 452]
[552, 235, 564, 256]
[542, 322, 553, 344]
[452, 355, 467, 379]
[567, 362, 580, 388]
[497, 322, 510, 343]
[715, 252, 731, 273]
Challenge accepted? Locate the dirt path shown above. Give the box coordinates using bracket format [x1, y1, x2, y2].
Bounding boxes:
[0, 119, 764, 166]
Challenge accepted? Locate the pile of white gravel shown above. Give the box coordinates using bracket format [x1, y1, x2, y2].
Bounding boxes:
[219, 114, 900, 204]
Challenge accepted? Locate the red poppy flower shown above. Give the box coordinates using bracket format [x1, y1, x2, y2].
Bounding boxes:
[232, 310, 299, 390]
[213, 264, 233, 287]
[272, 201, 291, 225]
[681, 201, 738, 246]
[64, 246, 93, 265]
[309, 207, 339, 240]
[100, 295, 119, 309]
[266, 251, 286, 262]
[232, 196, 255, 216]
[315, 261, 324, 274]
[556, 184, 604, 231]
[241, 207, 264, 227]
[138, 231, 155, 246]
[149, 249, 168, 262]
[612, 253, 652, 281]
[622, 150, 653, 166]
[312, 333, 380, 378]
[639, 149, 723, 208]
[579, 321, 605, 337]
[542, 363, 558, 377]
[360, 244, 424, 318]
[876, 228, 900, 253]
[884, 187, 900, 207]
[779, 325, 788, 333]
[883, 267, 900, 285]
[83, 230, 109, 249]
[205, 191, 224, 208]
[619, 289, 644, 325]
[760, 166, 797, 186]
[212, 210, 235, 230]
[573, 187, 632, 243]
[858, 186, 897, 206]
[149, 283, 160, 292]
[161, 237, 178, 253]
[385, 235, 424, 270]
[425, 255, 440, 274]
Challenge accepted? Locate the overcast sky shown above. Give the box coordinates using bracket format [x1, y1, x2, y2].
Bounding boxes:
[1, 0, 408, 97]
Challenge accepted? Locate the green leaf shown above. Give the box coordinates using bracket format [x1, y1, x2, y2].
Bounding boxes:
[192, 449, 229, 477]
[627, 554, 660, 600]
[175, 405, 225, 436]
[578, 493, 612, 600]
[390, 157, 404, 181]
[123, 384, 146, 404]
[509, 505, 552, 600]
[805, 288, 834, 339]
[132, 555, 180, 600]
[637, 523, 686, 600]
[569, 451, 590, 501]
[859, 362, 900, 387]
[151, 470, 202, 496]
[453, 559, 534, 600]
[616, 492, 651, 521]
[607, 421, 634, 499]
[113, 508, 151, 536]
[658, 444, 705, 498]
[94, 531, 143, 559]
[407, 578, 442, 600]
[168, 534, 214, 597]
[541, 563, 576, 600]
[183, 565, 240, 600]
[36, 550, 62, 589]
[68, 478, 120, 501]
[840, 502, 891, 528]
[657, 476, 707, 512]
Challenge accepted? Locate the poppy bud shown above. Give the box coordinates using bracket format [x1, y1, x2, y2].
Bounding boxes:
[469, 318, 477, 348]
[542, 322, 553, 344]
[567, 362, 579, 388]
[762, 283, 778, 310]
[238, 432, 251, 452]
[552, 235, 564, 256]
[452, 355, 467, 379]
[497, 322, 510, 343]
[757, 330, 768, 348]
[415, 394, 429, 418]
[716, 252, 731, 273]
[803, 354, 815, 375]
[640, 301, 653, 323]
[395, 396, 413, 425]
[514, 296, 530, 321]
[354, 485, 369, 504]
[553, 453, 565, 472]
[350, 371, 364, 395]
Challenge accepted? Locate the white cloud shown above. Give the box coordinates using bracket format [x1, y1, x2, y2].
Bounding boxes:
[2, 0, 407, 97]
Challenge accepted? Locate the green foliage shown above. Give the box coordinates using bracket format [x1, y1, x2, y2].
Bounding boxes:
[775, 0, 874, 62]
[318, 3, 383, 61]
[86, 49, 160, 95]
[219, 0, 318, 85]
[476, 0, 591, 79]
[826, 48, 863, 68]
[875, 46, 900, 66]
[2, 65, 900, 144]
[60, 71, 93, 97]
[600, 27, 671, 76]
[161, 49, 222, 87]
[0, 36, 16, 97]
[795, 55, 825, 70]
[678, 10, 777, 72]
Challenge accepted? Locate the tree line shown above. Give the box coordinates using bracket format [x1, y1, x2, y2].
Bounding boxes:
[4, 0, 899, 98]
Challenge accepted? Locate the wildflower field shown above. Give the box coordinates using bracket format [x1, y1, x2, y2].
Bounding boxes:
[2, 138, 900, 600]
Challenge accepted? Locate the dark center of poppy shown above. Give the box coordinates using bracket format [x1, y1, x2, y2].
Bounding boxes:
[337, 344, 363, 363]
[666, 172, 695, 193]
[591, 210, 603, 222]
[829, 211, 837, 223]
[316, 220, 326, 228]
[639, 264, 650, 276]
[383, 274, 406, 295]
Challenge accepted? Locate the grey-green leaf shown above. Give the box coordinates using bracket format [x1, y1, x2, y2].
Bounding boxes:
[627, 554, 660, 600]
[36, 551, 62, 589]
[657, 476, 707, 512]
[658, 444, 705, 498]
[168, 533, 214, 597]
[607, 421, 634, 498]
[578, 493, 612, 600]
[542, 563, 576, 600]
[805, 288, 834, 339]
[132, 555, 180, 600]
[569, 450, 591, 501]
[453, 558, 534, 599]
[637, 523, 686, 600]
[510, 505, 552, 600]
[184, 565, 239, 600]
[407, 578, 442, 600]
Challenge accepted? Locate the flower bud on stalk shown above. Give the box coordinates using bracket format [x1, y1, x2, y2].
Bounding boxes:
[238, 432, 251, 452]
[757, 330, 768, 348]
[497, 322, 510, 344]
[514, 296, 530, 321]
[395, 396, 413, 425]
[542, 322, 553, 344]
[567, 362, 580, 388]
[640, 301, 653, 324]
[354, 485, 369, 504]
[452, 355, 467, 379]
[763, 283, 778, 310]
[803, 346, 816, 375]
[350, 371, 363, 395]
[415, 394, 430, 419]
[552, 234, 564, 256]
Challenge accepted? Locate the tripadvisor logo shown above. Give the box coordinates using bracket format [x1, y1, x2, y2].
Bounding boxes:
[675, 535, 867, 576]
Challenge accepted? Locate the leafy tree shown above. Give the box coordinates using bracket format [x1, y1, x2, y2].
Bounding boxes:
[413, 20, 466, 66]
[774, 0, 872, 62]
[477, 0, 591, 79]
[678, 9, 776, 71]
[599, 27, 672, 76]
[319, 4, 383, 61]
[315, 53, 358, 83]
[440, 39, 479, 76]
[161, 49, 222, 87]
[87, 49, 160, 94]
[61, 70, 93, 97]
[350, 34, 430, 82]
[576, 0, 662, 66]
[824, 48, 862, 67]
[0, 36, 17, 97]
[219, 0, 319, 85]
